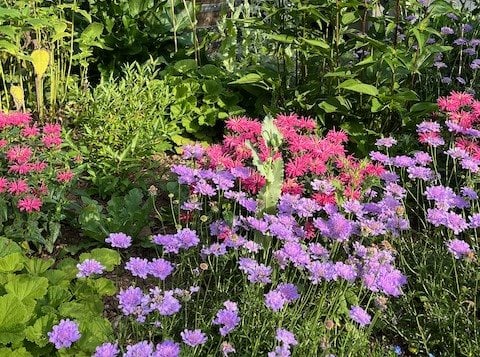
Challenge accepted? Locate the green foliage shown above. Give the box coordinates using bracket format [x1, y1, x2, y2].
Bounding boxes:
[0, 238, 116, 355]
[75, 188, 152, 244]
[66, 59, 243, 196]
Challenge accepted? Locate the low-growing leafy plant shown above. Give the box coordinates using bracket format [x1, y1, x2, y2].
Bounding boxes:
[0, 111, 77, 252]
[65, 59, 243, 196]
[0, 237, 119, 356]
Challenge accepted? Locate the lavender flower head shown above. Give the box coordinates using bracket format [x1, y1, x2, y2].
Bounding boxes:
[181, 329, 208, 347]
[182, 144, 204, 160]
[276, 328, 298, 346]
[349, 306, 371, 327]
[48, 319, 81, 349]
[76, 259, 105, 278]
[375, 137, 397, 148]
[106, 232, 132, 248]
[447, 239, 472, 259]
[212, 301, 240, 336]
[154, 340, 181, 357]
[441, 26, 454, 35]
[94, 342, 120, 357]
[125, 257, 150, 279]
[220, 341, 236, 356]
[149, 258, 175, 280]
[125, 341, 154, 357]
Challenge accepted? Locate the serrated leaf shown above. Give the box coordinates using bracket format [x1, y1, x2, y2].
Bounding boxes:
[0, 252, 24, 272]
[25, 313, 56, 347]
[5, 274, 49, 301]
[79, 248, 120, 272]
[0, 294, 31, 344]
[24, 257, 54, 275]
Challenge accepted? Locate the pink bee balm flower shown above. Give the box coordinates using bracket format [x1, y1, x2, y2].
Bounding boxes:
[42, 135, 62, 148]
[18, 196, 42, 212]
[57, 170, 75, 183]
[21, 125, 40, 138]
[0, 177, 8, 193]
[6, 145, 32, 164]
[0, 139, 7, 148]
[8, 179, 29, 195]
[43, 123, 62, 135]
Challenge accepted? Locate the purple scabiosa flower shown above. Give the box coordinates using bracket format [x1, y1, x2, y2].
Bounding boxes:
[375, 137, 397, 148]
[154, 340, 181, 357]
[413, 151, 432, 165]
[125, 341, 154, 357]
[447, 13, 458, 20]
[182, 144, 204, 160]
[242, 240, 261, 253]
[427, 208, 448, 227]
[426, 37, 436, 44]
[463, 23, 473, 32]
[181, 201, 202, 211]
[220, 342, 236, 356]
[314, 213, 355, 242]
[425, 185, 457, 210]
[277, 283, 300, 302]
[193, 180, 216, 196]
[343, 199, 363, 216]
[212, 171, 235, 190]
[308, 243, 329, 259]
[407, 166, 434, 181]
[445, 212, 468, 234]
[385, 182, 406, 198]
[265, 290, 287, 311]
[280, 241, 311, 267]
[239, 197, 257, 212]
[276, 328, 298, 346]
[369, 151, 391, 165]
[171, 165, 196, 185]
[461, 157, 480, 172]
[278, 194, 298, 215]
[181, 329, 207, 347]
[239, 257, 272, 284]
[464, 48, 476, 56]
[441, 26, 454, 35]
[197, 169, 215, 180]
[176, 228, 199, 249]
[471, 39, 480, 47]
[106, 232, 132, 248]
[469, 213, 480, 228]
[447, 239, 472, 259]
[456, 77, 466, 85]
[454, 38, 468, 46]
[294, 197, 320, 218]
[471, 59, 480, 70]
[446, 147, 469, 159]
[307, 261, 337, 284]
[153, 234, 181, 254]
[94, 342, 120, 357]
[230, 166, 250, 179]
[245, 216, 268, 233]
[359, 218, 387, 236]
[201, 242, 228, 256]
[212, 302, 240, 336]
[433, 62, 447, 69]
[76, 259, 105, 278]
[311, 179, 335, 193]
[149, 258, 174, 280]
[117, 286, 151, 322]
[149, 288, 181, 316]
[392, 155, 416, 168]
[334, 262, 357, 282]
[126, 257, 150, 279]
[441, 77, 452, 84]
[381, 171, 400, 183]
[48, 319, 81, 349]
[417, 121, 441, 133]
[461, 187, 478, 200]
[268, 345, 291, 357]
[349, 306, 371, 327]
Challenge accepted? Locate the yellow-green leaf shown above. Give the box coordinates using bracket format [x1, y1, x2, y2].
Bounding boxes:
[31, 49, 50, 78]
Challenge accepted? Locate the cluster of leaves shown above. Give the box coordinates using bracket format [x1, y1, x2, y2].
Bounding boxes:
[0, 237, 118, 356]
[0, 1, 108, 116]
[65, 59, 243, 196]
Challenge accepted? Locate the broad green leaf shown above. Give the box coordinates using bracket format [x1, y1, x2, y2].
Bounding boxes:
[319, 101, 338, 113]
[88, 277, 117, 296]
[47, 285, 72, 308]
[173, 59, 197, 73]
[25, 313, 56, 347]
[24, 258, 54, 275]
[0, 294, 31, 344]
[410, 102, 437, 113]
[229, 73, 263, 85]
[0, 347, 32, 357]
[341, 12, 358, 25]
[265, 33, 295, 43]
[81, 22, 104, 40]
[338, 79, 379, 96]
[0, 252, 24, 272]
[31, 49, 50, 78]
[0, 238, 21, 257]
[5, 274, 49, 301]
[0, 39, 19, 55]
[79, 248, 120, 272]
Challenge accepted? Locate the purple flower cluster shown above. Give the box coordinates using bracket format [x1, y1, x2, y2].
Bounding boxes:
[181, 329, 208, 347]
[125, 257, 175, 280]
[265, 283, 300, 311]
[447, 239, 472, 259]
[48, 319, 81, 349]
[212, 301, 240, 336]
[153, 228, 199, 253]
[268, 328, 298, 356]
[106, 232, 132, 248]
[238, 257, 272, 284]
[349, 306, 371, 327]
[117, 286, 183, 322]
[76, 259, 105, 278]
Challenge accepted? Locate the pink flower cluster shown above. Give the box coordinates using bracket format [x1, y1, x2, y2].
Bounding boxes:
[0, 112, 74, 213]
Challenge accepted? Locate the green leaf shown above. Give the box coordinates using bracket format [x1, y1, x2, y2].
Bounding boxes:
[229, 73, 264, 85]
[25, 313, 56, 347]
[302, 38, 329, 49]
[88, 277, 117, 296]
[0, 294, 32, 344]
[173, 59, 197, 73]
[265, 33, 295, 44]
[341, 12, 358, 25]
[81, 22, 104, 40]
[338, 79, 379, 96]
[24, 258, 54, 275]
[47, 285, 72, 308]
[371, 97, 383, 113]
[5, 274, 49, 301]
[0, 252, 24, 272]
[79, 248, 121, 272]
[0, 347, 32, 357]
[0, 238, 21, 258]
[410, 102, 437, 113]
